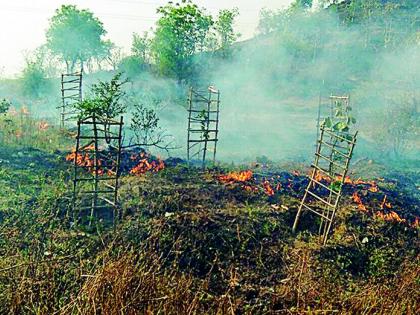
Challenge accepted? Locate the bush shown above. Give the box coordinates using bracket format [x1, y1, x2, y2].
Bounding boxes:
[75, 73, 128, 118]
[118, 55, 145, 79]
[0, 99, 11, 114]
[20, 62, 51, 98]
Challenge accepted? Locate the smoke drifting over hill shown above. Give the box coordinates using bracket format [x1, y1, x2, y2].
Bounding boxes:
[144, 7, 418, 163]
[1, 4, 418, 164]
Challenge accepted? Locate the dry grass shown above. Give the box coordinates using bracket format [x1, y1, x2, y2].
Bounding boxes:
[0, 157, 419, 314]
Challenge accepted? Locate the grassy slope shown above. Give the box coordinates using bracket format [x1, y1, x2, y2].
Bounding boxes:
[0, 119, 419, 314]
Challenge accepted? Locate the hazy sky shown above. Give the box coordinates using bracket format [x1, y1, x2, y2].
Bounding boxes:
[0, 0, 294, 76]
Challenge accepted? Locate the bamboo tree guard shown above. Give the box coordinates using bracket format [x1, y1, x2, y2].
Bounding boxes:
[293, 124, 358, 245]
[329, 95, 350, 118]
[72, 114, 123, 226]
[187, 86, 220, 169]
[58, 72, 83, 128]
[316, 95, 350, 143]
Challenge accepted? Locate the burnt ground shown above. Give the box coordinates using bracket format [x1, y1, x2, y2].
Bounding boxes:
[0, 146, 64, 172]
[0, 145, 419, 313]
[1, 144, 419, 229]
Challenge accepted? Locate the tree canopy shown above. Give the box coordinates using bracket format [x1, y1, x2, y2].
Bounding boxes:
[151, 0, 213, 82]
[215, 9, 240, 58]
[75, 73, 128, 119]
[46, 5, 110, 73]
[149, 1, 240, 82]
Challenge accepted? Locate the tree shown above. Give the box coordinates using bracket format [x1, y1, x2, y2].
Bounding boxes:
[46, 5, 110, 73]
[116, 31, 152, 77]
[20, 61, 51, 99]
[87, 39, 114, 72]
[118, 56, 144, 79]
[215, 9, 240, 58]
[127, 96, 176, 153]
[326, 0, 419, 49]
[75, 73, 128, 119]
[132, 32, 151, 64]
[24, 45, 60, 77]
[257, 8, 286, 35]
[290, 0, 313, 10]
[151, 0, 213, 82]
[103, 44, 125, 71]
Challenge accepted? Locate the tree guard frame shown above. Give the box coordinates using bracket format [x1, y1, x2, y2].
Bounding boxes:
[187, 86, 220, 169]
[71, 114, 123, 226]
[293, 124, 358, 245]
[316, 94, 350, 144]
[59, 71, 83, 128]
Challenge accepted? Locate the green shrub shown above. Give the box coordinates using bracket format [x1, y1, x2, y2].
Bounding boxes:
[118, 55, 145, 79]
[75, 72, 128, 118]
[0, 99, 11, 114]
[20, 62, 51, 98]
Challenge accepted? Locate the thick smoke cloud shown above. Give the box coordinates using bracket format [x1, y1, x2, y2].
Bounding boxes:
[114, 8, 419, 163]
[1, 6, 418, 165]
[194, 9, 420, 163]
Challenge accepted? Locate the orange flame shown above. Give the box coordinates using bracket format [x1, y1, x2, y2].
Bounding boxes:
[130, 157, 165, 175]
[20, 106, 29, 115]
[66, 147, 165, 176]
[130, 152, 146, 161]
[262, 180, 275, 196]
[314, 171, 331, 183]
[218, 171, 279, 196]
[107, 169, 116, 176]
[375, 211, 406, 224]
[66, 145, 100, 174]
[38, 121, 49, 131]
[243, 185, 259, 193]
[368, 182, 379, 193]
[336, 176, 379, 192]
[380, 195, 392, 209]
[352, 191, 367, 212]
[66, 151, 95, 169]
[219, 170, 253, 184]
[353, 178, 369, 185]
[411, 217, 419, 229]
[336, 175, 353, 184]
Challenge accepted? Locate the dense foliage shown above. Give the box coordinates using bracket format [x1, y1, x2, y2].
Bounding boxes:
[75, 73, 128, 119]
[46, 5, 111, 73]
[20, 62, 51, 99]
[214, 9, 240, 58]
[151, 1, 214, 81]
[0, 99, 10, 115]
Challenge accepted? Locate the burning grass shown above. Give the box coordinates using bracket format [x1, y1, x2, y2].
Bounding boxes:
[1, 162, 418, 314]
[65, 146, 166, 177]
[0, 106, 72, 152]
[129, 152, 165, 175]
[0, 128, 419, 313]
[218, 170, 282, 197]
[216, 167, 419, 229]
